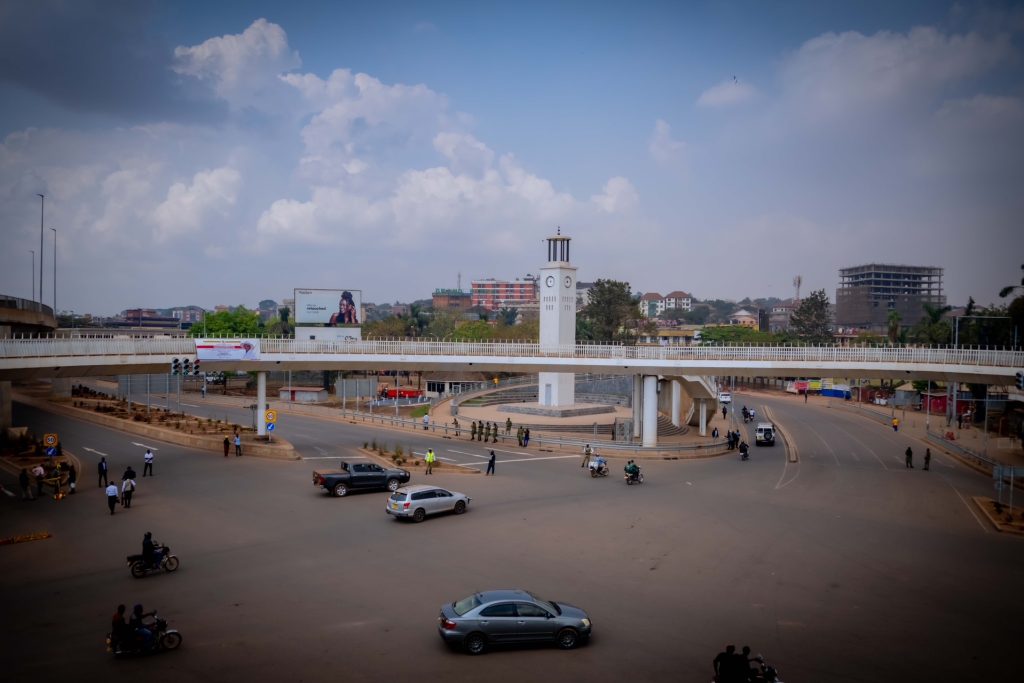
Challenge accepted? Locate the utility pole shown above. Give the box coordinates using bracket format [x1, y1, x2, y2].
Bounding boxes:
[37, 194, 44, 306]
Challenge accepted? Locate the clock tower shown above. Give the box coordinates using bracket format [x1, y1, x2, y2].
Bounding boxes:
[538, 229, 577, 406]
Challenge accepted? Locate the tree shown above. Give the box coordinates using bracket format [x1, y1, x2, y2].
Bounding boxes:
[189, 306, 261, 336]
[580, 279, 642, 343]
[497, 307, 519, 326]
[363, 317, 408, 338]
[698, 326, 781, 344]
[887, 310, 902, 344]
[789, 289, 833, 344]
[908, 303, 951, 345]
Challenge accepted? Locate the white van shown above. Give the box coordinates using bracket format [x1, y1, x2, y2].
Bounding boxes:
[755, 422, 775, 446]
[718, 392, 732, 404]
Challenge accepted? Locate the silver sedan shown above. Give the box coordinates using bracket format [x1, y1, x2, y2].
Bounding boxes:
[386, 485, 470, 522]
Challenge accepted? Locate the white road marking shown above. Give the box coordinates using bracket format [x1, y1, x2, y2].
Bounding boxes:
[457, 454, 579, 466]
[829, 423, 890, 470]
[302, 455, 367, 460]
[952, 487, 990, 534]
[180, 402, 200, 408]
[131, 442, 159, 451]
[313, 446, 330, 455]
[82, 447, 108, 457]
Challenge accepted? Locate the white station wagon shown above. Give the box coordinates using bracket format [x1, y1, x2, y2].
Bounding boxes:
[387, 485, 471, 522]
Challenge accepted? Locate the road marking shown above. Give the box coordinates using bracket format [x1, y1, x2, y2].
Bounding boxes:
[180, 402, 200, 408]
[830, 424, 889, 470]
[302, 455, 367, 460]
[313, 446, 330, 455]
[131, 442, 159, 451]
[952, 487, 989, 534]
[457, 454, 578, 466]
[82, 447, 108, 457]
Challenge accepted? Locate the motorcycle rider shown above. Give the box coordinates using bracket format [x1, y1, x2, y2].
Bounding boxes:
[110, 603, 129, 653]
[741, 406, 749, 422]
[589, 453, 607, 474]
[624, 459, 640, 481]
[739, 441, 749, 461]
[130, 603, 156, 649]
[142, 532, 163, 569]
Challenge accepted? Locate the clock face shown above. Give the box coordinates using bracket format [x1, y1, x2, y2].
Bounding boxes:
[564, 275, 572, 288]
[545, 275, 555, 288]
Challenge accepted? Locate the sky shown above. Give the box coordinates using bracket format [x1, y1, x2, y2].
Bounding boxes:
[1, 0, 1022, 316]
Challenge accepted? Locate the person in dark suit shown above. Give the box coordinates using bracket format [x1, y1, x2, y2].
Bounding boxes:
[486, 450, 496, 475]
[97, 456, 108, 487]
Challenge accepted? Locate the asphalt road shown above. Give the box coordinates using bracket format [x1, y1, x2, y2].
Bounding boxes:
[1, 391, 1022, 682]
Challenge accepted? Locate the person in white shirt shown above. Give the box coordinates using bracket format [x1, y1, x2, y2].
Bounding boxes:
[105, 482, 119, 515]
[121, 476, 137, 509]
[143, 449, 154, 477]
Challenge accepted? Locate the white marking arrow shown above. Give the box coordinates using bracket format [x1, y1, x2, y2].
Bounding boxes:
[131, 442, 159, 450]
[82, 447, 108, 457]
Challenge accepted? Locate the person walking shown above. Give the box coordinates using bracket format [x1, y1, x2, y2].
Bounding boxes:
[234, 434, 242, 457]
[523, 428, 531, 447]
[470, 421, 477, 441]
[722, 405, 728, 419]
[425, 448, 436, 475]
[67, 463, 77, 494]
[223, 436, 230, 458]
[505, 417, 512, 435]
[582, 444, 593, 468]
[121, 475, 136, 508]
[32, 462, 45, 498]
[105, 481, 119, 515]
[423, 413, 430, 431]
[517, 425, 524, 447]
[142, 448, 154, 477]
[491, 422, 498, 444]
[19, 468, 34, 500]
[892, 417, 900, 432]
[905, 446, 914, 468]
[97, 456, 108, 487]
[452, 418, 460, 437]
[712, 427, 719, 439]
[486, 450, 496, 475]
[924, 448, 931, 471]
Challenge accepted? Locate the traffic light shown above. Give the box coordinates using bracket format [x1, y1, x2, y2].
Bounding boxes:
[183, 358, 192, 375]
[171, 358, 181, 375]
[1017, 371, 1024, 391]
[193, 358, 201, 376]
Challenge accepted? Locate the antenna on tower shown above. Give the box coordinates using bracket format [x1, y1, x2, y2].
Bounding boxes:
[793, 275, 803, 302]
[457, 272, 462, 291]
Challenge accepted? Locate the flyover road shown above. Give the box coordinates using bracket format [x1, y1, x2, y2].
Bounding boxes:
[0, 394, 1021, 682]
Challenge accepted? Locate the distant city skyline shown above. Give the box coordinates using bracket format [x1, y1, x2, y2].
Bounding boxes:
[1, 1, 1021, 315]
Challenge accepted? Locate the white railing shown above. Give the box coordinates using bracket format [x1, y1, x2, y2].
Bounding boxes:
[2, 336, 1023, 367]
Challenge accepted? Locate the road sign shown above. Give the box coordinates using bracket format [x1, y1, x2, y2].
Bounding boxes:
[43, 433, 59, 447]
[266, 422, 276, 432]
[45, 447, 57, 457]
[264, 410, 277, 424]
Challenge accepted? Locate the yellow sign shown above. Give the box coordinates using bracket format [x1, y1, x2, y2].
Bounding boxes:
[43, 433, 59, 447]
[264, 410, 277, 423]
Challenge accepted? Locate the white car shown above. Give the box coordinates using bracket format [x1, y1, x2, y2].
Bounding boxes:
[387, 485, 471, 522]
[755, 422, 776, 446]
[718, 392, 732, 404]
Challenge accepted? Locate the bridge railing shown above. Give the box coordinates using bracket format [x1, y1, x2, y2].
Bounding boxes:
[1, 336, 1022, 368]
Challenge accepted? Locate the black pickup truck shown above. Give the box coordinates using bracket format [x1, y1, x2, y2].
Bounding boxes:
[313, 461, 411, 497]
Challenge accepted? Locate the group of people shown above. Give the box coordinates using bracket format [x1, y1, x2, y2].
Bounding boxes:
[451, 417, 518, 444]
[96, 450, 154, 515]
[222, 433, 243, 457]
[624, 459, 641, 480]
[109, 602, 157, 653]
[724, 430, 747, 453]
[18, 460, 77, 500]
[741, 406, 756, 423]
[905, 446, 932, 470]
[713, 644, 766, 682]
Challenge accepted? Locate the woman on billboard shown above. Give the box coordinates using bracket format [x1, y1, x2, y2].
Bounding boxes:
[329, 291, 358, 326]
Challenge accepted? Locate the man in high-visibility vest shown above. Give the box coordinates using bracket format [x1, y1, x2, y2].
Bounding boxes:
[425, 449, 436, 475]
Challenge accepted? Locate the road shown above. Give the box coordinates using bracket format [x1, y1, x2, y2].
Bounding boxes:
[1, 391, 1021, 682]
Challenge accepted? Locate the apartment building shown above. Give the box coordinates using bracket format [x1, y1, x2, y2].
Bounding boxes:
[471, 276, 538, 310]
[835, 264, 945, 332]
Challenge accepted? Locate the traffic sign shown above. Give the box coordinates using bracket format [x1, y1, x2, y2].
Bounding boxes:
[266, 422, 276, 432]
[264, 410, 277, 424]
[43, 433, 59, 447]
[45, 447, 57, 457]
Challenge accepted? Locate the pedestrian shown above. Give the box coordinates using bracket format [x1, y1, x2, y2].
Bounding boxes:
[105, 481, 119, 515]
[121, 475, 136, 508]
[234, 434, 242, 456]
[712, 427, 719, 439]
[582, 443, 593, 468]
[423, 413, 430, 431]
[425, 448, 436, 474]
[470, 421, 477, 441]
[453, 417, 460, 437]
[924, 448, 931, 471]
[486, 450, 496, 475]
[713, 645, 736, 683]
[223, 436, 230, 458]
[67, 463, 77, 494]
[505, 417, 512, 435]
[523, 428, 530, 447]
[201, 383, 207, 398]
[32, 462, 45, 497]
[491, 422, 498, 443]
[892, 417, 900, 432]
[97, 456, 108, 487]
[143, 448, 154, 477]
[957, 412, 963, 429]
[517, 425, 524, 447]
[722, 405, 728, 419]
[905, 446, 914, 468]
[19, 468, 34, 500]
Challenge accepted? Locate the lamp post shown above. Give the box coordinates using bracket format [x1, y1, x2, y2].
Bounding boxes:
[37, 193, 44, 306]
[29, 250, 35, 301]
[50, 227, 56, 317]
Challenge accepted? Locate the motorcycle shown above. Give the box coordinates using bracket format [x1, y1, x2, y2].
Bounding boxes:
[588, 460, 609, 477]
[739, 443, 750, 461]
[127, 545, 180, 578]
[624, 469, 644, 485]
[749, 655, 784, 682]
[106, 614, 182, 656]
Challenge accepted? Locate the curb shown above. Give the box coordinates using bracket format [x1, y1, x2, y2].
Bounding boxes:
[971, 496, 1024, 536]
[760, 405, 797, 463]
[357, 448, 480, 475]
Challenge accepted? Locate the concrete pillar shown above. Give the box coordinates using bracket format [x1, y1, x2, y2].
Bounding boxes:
[51, 377, 72, 398]
[632, 374, 642, 439]
[671, 379, 681, 428]
[642, 375, 658, 448]
[0, 325, 9, 430]
[699, 398, 707, 436]
[257, 371, 267, 437]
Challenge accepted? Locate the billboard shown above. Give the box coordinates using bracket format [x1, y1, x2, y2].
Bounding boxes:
[294, 288, 362, 326]
[294, 326, 362, 341]
[195, 339, 261, 360]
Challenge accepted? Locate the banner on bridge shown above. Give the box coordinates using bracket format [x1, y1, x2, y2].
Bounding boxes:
[195, 339, 261, 361]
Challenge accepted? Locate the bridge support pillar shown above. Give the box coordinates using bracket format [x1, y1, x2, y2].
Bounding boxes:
[670, 380, 681, 428]
[699, 399, 707, 436]
[51, 378, 72, 398]
[0, 325, 9, 430]
[642, 375, 658, 448]
[256, 372, 267, 437]
[632, 375, 642, 440]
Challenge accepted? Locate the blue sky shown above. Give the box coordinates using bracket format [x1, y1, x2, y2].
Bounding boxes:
[1, 0, 1021, 315]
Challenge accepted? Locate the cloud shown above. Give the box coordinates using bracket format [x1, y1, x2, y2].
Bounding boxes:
[648, 119, 685, 164]
[591, 177, 638, 213]
[153, 167, 242, 242]
[697, 79, 757, 107]
[433, 132, 495, 176]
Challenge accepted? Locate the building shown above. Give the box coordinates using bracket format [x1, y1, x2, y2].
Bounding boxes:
[432, 288, 472, 312]
[471, 276, 538, 311]
[639, 292, 662, 317]
[835, 264, 945, 332]
[729, 309, 758, 328]
[171, 305, 206, 324]
[663, 291, 693, 312]
[575, 281, 596, 311]
[638, 290, 693, 317]
[769, 299, 798, 333]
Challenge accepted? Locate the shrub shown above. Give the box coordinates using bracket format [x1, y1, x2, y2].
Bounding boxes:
[395, 445, 404, 458]
[363, 441, 368, 449]
[371, 438, 378, 451]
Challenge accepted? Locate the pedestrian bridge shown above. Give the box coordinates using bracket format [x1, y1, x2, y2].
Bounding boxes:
[0, 337, 1020, 383]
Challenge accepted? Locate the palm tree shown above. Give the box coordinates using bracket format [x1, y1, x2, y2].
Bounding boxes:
[887, 310, 902, 344]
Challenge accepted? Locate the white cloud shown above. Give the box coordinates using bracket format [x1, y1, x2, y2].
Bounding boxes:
[648, 119, 684, 164]
[591, 177, 638, 213]
[697, 79, 757, 107]
[153, 167, 242, 242]
[433, 132, 494, 176]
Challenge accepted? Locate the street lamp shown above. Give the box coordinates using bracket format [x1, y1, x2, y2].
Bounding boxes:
[37, 193, 44, 306]
[50, 227, 56, 316]
[29, 250, 35, 301]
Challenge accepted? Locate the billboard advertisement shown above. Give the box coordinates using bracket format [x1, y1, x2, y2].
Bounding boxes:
[294, 288, 362, 326]
[295, 326, 362, 341]
[195, 339, 261, 360]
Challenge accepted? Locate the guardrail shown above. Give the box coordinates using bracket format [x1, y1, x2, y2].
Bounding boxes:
[2, 336, 1021, 367]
